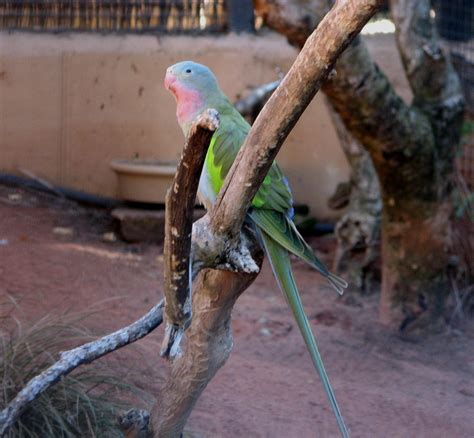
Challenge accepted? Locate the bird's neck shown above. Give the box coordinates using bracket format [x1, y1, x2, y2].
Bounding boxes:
[177, 97, 205, 131]
[177, 91, 229, 136]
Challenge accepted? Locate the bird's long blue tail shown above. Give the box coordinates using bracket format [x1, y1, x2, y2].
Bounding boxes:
[260, 230, 349, 438]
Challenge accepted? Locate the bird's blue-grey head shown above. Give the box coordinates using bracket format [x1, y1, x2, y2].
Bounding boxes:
[164, 61, 222, 130]
[164, 61, 220, 100]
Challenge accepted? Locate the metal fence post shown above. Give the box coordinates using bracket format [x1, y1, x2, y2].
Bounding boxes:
[227, 0, 254, 33]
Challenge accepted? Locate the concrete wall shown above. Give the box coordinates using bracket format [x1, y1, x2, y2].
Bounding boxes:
[0, 31, 350, 219]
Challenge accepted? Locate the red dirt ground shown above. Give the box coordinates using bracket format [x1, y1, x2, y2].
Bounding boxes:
[1, 184, 473, 438]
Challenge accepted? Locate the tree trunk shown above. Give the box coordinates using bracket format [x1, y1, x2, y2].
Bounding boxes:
[327, 103, 381, 293]
[152, 265, 262, 436]
[254, 0, 465, 333]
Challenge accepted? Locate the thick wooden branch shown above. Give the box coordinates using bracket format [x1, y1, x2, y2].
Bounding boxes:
[210, 0, 379, 240]
[390, 0, 464, 112]
[152, 241, 263, 436]
[0, 302, 164, 437]
[389, 0, 465, 174]
[161, 109, 219, 358]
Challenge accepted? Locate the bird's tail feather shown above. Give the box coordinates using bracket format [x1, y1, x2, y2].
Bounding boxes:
[327, 272, 348, 296]
[249, 209, 348, 296]
[260, 230, 349, 438]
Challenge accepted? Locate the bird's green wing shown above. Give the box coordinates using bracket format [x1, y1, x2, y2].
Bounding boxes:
[259, 230, 349, 438]
[208, 109, 293, 214]
[209, 107, 347, 294]
[250, 209, 347, 294]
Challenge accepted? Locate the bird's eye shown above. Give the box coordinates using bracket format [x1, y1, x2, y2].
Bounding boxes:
[185, 69, 192, 73]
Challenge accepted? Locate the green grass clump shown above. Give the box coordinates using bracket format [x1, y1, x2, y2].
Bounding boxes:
[0, 311, 147, 437]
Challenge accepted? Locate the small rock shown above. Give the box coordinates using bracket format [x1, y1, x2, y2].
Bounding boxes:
[260, 327, 271, 337]
[459, 388, 474, 398]
[8, 193, 22, 202]
[53, 227, 74, 236]
[0, 238, 9, 246]
[102, 231, 117, 242]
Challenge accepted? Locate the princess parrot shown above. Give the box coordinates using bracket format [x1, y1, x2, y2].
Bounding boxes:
[164, 61, 348, 437]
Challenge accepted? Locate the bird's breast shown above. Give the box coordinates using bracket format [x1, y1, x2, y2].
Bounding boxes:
[197, 163, 217, 211]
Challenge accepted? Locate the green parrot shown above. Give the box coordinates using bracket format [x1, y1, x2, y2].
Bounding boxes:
[165, 61, 348, 437]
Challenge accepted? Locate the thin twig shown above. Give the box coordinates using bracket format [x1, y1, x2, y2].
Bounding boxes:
[17, 167, 65, 198]
[0, 301, 164, 437]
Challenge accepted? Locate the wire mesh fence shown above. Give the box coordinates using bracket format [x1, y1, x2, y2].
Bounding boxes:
[0, 0, 228, 33]
[432, 1, 474, 191]
[434, 0, 473, 114]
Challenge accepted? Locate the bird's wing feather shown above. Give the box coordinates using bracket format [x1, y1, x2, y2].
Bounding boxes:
[259, 230, 349, 438]
[210, 109, 293, 214]
[210, 106, 347, 295]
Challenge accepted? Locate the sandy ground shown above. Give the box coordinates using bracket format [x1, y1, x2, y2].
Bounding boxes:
[1, 184, 473, 438]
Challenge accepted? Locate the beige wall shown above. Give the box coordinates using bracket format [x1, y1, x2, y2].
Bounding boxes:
[0, 31, 350, 219]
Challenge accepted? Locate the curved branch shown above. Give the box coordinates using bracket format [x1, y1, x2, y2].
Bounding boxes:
[0, 302, 164, 437]
[152, 243, 263, 436]
[211, 0, 379, 240]
[390, 0, 464, 111]
[161, 109, 219, 358]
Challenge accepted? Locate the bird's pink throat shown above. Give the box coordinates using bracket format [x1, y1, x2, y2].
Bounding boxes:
[165, 76, 204, 125]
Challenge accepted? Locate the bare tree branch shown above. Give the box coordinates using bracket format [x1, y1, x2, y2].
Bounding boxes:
[0, 302, 164, 437]
[161, 109, 220, 359]
[234, 79, 281, 121]
[211, 0, 380, 240]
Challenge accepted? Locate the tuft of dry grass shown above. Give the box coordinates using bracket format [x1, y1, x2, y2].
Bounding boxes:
[0, 306, 150, 437]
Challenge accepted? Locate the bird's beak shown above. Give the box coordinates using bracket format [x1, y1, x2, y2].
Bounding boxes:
[164, 69, 177, 94]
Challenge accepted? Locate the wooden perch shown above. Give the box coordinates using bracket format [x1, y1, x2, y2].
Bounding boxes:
[161, 109, 220, 359]
[0, 302, 164, 437]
